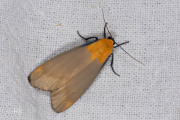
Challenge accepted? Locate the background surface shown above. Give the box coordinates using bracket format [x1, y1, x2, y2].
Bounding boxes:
[1, 0, 180, 120]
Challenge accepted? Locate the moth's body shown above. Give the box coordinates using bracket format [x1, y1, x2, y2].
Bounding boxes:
[29, 38, 114, 112]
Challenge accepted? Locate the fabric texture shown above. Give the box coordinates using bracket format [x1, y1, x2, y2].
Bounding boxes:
[1, 0, 180, 119]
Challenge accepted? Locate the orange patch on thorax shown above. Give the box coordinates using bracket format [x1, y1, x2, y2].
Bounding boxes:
[87, 39, 113, 63]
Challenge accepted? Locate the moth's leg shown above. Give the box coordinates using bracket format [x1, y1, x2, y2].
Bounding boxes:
[103, 23, 108, 38]
[113, 41, 129, 48]
[77, 31, 98, 43]
[110, 53, 120, 76]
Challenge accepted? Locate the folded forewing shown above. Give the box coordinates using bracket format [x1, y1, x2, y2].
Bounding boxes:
[29, 46, 94, 91]
[51, 59, 102, 112]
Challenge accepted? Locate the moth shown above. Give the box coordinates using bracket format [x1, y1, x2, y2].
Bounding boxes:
[28, 10, 143, 113]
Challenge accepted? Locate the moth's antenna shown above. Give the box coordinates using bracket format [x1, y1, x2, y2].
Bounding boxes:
[119, 45, 145, 66]
[102, 8, 112, 37]
[102, 8, 145, 66]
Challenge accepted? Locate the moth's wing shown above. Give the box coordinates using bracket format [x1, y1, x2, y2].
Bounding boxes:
[51, 59, 102, 113]
[29, 43, 106, 113]
[28, 46, 95, 91]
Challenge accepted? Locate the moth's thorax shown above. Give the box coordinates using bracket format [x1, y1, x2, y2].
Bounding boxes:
[87, 39, 114, 63]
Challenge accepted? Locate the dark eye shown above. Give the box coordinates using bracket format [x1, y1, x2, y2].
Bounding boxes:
[108, 36, 112, 39]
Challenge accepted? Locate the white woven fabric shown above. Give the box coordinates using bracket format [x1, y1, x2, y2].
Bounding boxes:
[1, 0, 180, 119]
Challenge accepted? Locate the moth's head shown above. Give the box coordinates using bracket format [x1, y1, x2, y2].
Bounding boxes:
[107, 36, 115, 45]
